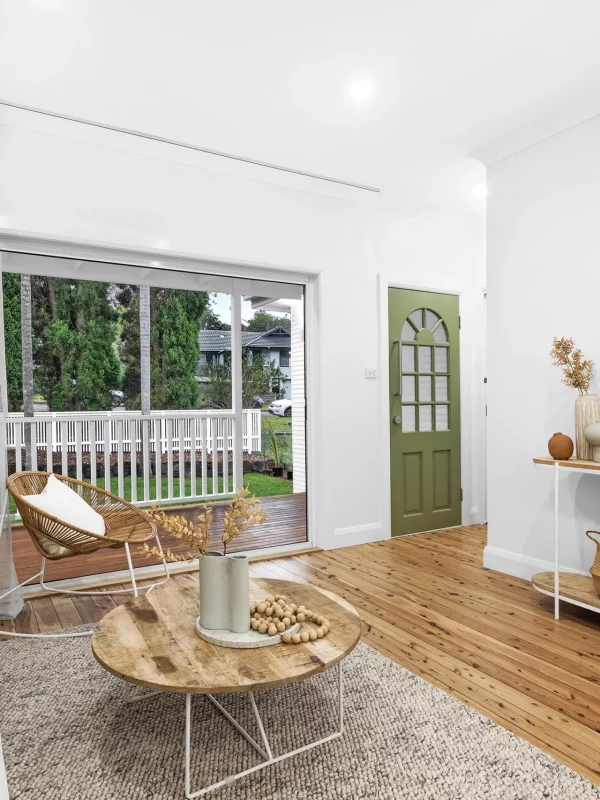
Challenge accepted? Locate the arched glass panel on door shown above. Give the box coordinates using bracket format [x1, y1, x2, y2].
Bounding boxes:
[399, 307, 450, 432]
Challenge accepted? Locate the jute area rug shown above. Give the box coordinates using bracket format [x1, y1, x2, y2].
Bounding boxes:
[1, 632, 598, 800]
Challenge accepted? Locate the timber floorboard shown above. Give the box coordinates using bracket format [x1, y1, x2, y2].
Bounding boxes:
[5, 524, 600, 785]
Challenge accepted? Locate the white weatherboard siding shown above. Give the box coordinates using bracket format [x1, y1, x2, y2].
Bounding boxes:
[291, 299, 306, 493]
[0, 108, 485, 549]
[486, 113, 600, 578]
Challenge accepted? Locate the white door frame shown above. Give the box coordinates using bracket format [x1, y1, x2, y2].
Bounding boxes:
[0, 233, 320, 554]
[378, 276, 484, 538]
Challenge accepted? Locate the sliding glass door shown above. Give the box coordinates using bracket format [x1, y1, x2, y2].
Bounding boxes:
[0, 252, 307, 591]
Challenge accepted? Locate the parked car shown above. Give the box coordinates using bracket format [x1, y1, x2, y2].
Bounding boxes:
[269, 398, 292, 417]
[110, 389, 125, 408]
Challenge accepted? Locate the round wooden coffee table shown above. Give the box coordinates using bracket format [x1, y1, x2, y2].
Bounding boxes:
[92, 576, 361, 798]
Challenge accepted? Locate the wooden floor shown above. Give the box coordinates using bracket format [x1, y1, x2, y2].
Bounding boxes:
[12, 492, 307, 583]
[4, 523, 600, 785]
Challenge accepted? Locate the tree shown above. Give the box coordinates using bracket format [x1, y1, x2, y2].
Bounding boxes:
[139, 285, 151, 415]
[34, 277, 121, 411]
[21, 275, 34, 469]
[246, 311, 290, 332]
[2, 273, 23, 412]
[200, 304, 230, 331]
[199, 349, 286, 409]
[117, 286, 209, 410]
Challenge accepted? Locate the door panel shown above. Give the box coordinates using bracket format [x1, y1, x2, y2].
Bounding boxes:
[389, 289, 461, 535]
[403, 452, 423, 515]
[432, 449, 451, 510]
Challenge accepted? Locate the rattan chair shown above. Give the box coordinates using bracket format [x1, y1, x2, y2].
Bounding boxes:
[0, 472, 169, 638]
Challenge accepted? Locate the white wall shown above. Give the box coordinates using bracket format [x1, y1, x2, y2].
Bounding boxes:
[0, 110, 486, 550]
[486, 113, 600, 578]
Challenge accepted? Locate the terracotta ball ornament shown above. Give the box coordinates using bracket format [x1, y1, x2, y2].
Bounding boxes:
[249, 593, 331, 644]
[548, 432, 574, 460]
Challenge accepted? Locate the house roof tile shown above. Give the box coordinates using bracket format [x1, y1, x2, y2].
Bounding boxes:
[198, 327, 290, 352]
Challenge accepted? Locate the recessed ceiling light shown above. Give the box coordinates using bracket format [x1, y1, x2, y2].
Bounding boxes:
[346, 78, 374, 105]
[472, 184, 488, 198]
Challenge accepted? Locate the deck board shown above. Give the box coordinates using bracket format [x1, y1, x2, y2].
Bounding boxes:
[12, 492, 307, 583]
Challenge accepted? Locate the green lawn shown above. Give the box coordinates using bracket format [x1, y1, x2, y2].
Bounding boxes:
[9, 472, 291, 515]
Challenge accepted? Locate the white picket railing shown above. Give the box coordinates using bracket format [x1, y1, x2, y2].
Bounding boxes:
[4, 409, 262, 516]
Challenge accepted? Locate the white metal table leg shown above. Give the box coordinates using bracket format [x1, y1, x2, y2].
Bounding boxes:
[184, 661, 345, 799]
[123, 682, 162, 704]
[125, 542, 139, 598]
[554, 461, 560, 620]
[206, 694, 269, 759]
[248, 692, 273, 760]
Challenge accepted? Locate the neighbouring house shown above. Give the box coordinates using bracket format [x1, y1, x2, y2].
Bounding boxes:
[197, 326, 292, 398]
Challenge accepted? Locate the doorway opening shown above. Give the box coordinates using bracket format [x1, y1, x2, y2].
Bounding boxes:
[0, 251, 308, 586]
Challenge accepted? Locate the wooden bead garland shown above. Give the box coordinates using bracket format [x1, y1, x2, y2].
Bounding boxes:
[249, 593, 332, 644]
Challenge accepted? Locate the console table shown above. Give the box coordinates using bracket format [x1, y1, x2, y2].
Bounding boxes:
[532, 457, 600, 619]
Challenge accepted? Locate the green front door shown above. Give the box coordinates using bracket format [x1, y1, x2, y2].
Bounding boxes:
[388, 289, 461, 536]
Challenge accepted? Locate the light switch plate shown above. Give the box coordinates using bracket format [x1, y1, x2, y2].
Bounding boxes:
[365, 368, 377, 379]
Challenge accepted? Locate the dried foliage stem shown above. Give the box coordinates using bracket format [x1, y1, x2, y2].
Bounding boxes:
[143, 488, 268, 563]
[551, 337, 594, 395]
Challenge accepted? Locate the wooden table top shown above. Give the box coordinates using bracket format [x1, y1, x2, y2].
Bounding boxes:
[92, 577, 361, 694]
[533, 456, 600, 471]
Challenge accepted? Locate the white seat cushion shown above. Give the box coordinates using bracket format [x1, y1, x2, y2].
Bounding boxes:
[23, 475, 105, 556]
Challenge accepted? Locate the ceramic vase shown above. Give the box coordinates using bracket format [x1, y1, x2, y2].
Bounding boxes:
[548, 432, 574, 460]
[198, 551, 250, 633]
[575, 394, 600, 460]
[584, 423, 600, 463]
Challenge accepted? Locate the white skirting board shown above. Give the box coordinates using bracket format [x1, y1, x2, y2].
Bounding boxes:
[328, 521, 385, 550]
[483, 545, 588, 581]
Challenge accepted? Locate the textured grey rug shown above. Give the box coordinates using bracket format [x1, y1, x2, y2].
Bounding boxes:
[1, 632, 599, 800]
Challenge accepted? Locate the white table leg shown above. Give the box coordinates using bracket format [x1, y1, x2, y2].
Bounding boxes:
[184, 661, 344, 799]
[554, 461, 560, 620]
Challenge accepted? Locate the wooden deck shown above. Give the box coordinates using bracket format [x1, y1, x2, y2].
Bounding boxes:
[5, 523, 600, 785]
[11, 492, 307, 583]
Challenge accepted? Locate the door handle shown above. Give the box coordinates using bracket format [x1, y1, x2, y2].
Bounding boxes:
[393, 416, 402, 425]
[393, 340, 402, 397]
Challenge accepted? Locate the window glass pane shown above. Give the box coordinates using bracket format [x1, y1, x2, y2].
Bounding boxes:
[418, 376, 432, 402]
[409, 309, 424, 330]
[434, 347, 448, 373]
[402, 405, 416, 432]
[401, 320, 416, 341]
[435, 376, 448, 402]
[436, 405, 449, 431]
[402, 345, 415, 372]
[402, 376, 415, 401]
[419, 405, 432, 432]
[418, 346, 432, 372]
[433, 322, 448, 343]
[425, 309, 440, 330]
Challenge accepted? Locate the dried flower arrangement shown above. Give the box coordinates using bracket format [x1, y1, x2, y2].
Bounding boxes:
[550, 337, 594, 395]
[143, 487, 268, 562]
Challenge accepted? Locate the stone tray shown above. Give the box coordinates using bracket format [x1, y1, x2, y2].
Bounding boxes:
[195, 617, 300, 648]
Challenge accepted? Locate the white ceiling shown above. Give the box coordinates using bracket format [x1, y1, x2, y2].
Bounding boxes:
[1, 0, 600, 220]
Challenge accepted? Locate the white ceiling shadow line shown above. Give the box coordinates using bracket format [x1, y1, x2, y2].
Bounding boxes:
[0, 99, 380, 194]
